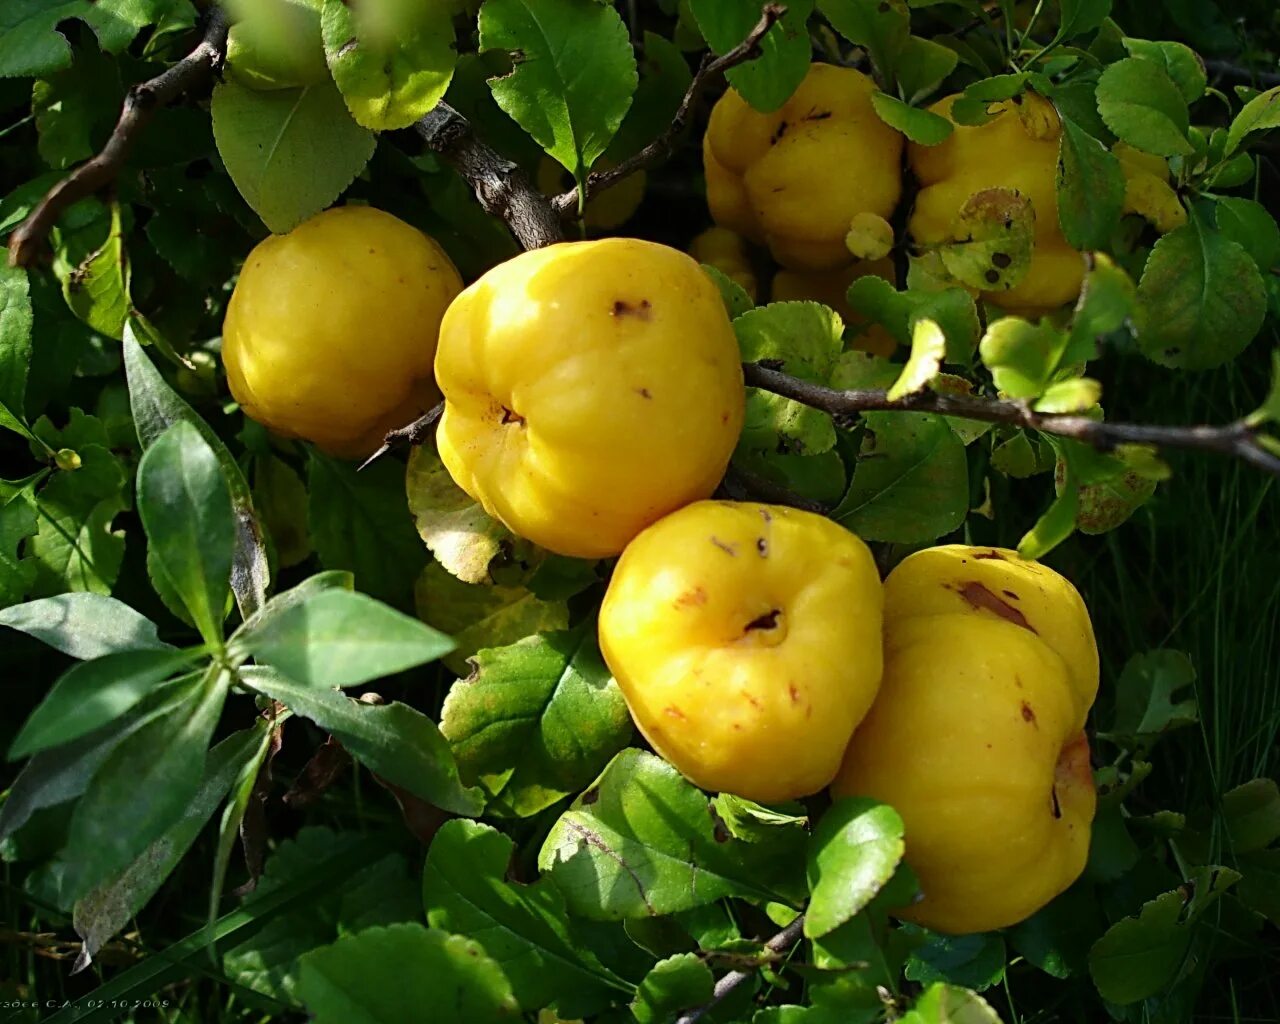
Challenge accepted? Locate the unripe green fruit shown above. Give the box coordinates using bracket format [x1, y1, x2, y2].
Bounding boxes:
[226, 0, 328, 92]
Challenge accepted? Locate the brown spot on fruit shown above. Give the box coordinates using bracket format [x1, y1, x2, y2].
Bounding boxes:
[756, 537, 768, 557]
[973, 550, 1005, 560]
[955, 581, 1036, 632]
[1056, 731, 1094, 792]
[674, 586, 707, 608]
[744, 609, 781, 633]
[1050, 786, 1062, 819]
[759, 508, 773, 523]
[1003, 589, 1019, 600]
[771, 120, 790, 144]
[664, 705, 687, 720]
[721, 411, 730, 424]
[710, 536, 738, 556]
[612, 298, 652, 319]
[788, 683, 801, 704]
[1021, 701, 1037, 725]
[745, 694, 763, 710]
[636, 387, 653, 399]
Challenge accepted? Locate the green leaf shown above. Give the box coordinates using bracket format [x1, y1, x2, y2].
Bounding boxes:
[833, 413, 968, 544]
[1221, 779, 1280, 854]
[9, 647, 202, 759]
[72, 723, 268, 966]
[0, 0, 175, 78]
[938, 188, 1036, 293]
[1122, 38, 1205, 104]
[415, 563, 569, 676]
[610, 30, 694, 158]
[0, 593, 170, 659]
[1135, 215, 1267, 370]
[423, 819, 634, 1016]
[440, 626, 632, 817]
[308, 452, 427, 609]
[125, 324, 269, 621]
[897, 35, 959, 106]
[211, 77, 376, 232]
[406, 443, 521, 585]
[0, 496, 37, 608]
[1238, 849, 1280, 924]
[234, 588, 454, 688]
[1214, 196, 1280, 274]
[899, 982, 1003, 1024]
[905, 930, 1007, 992]
[240, 666, 484, 816]
[1055, 0, 1112, 42]
[1008, 887, 1106, 980]
[888, 319, 946, 401]
[870, 92, 953, 145]
[818, 0, 909, 82]
[632, 953, 715, 1024]
[32, 43, 121, 170]
[0, 262, 32, 422]
[1088, 890, 1189, 1004]
[1109, 649, 1198, 740]
[693, 0, 814, 113]
[1016, 479, 1078, 559]
[736, 302, 844, 456]
[846, 277, 979, 364]
[539, 749, 798, 919]
[297, 924, 520, 1023]
[1095, 58, 1192, 157]
[60, 668, 228, 903]
[1056, 116, 1125, 251]
[1064, 252, 1135, 366]
[1225, 85, 1280, 156]
[27, 445, 127, 597]
[252, 452, 311, 568]
[137, 421, 234, 647]
[1074, 464, 1155, 534]
[702, 264, 756, 319]
[713, 794, 809, 844]
[805, 798, 905, 939]
[53, 199, 129, 340]
[979, 317, 1068, 399]
[479, 0, 637, 176]
[321, 0, 456, 131]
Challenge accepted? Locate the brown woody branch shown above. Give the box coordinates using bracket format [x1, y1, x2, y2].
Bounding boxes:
[1203, 58, 1280, 88]
[549, 2, 788, 218]
[415, 104, 564, 250]
[744, 363, 1280, 477]
[674, 913, 807, 1024]
[6, 8, 230, 268]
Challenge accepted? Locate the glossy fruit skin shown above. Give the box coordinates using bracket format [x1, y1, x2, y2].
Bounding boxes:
[600, 501, 884, 802]
[435, 239, 745, 559]
[223, 205, 462, 459]
[689, 226, 758, 301]
[771, 258, 899, 357]
[833, 545, 1098, 934]
[909, 95, 1084, 313]
[704, 64, 903, 271]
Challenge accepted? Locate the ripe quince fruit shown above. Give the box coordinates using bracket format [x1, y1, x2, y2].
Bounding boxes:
[435, 239, 745, 558]
[704, 63, 904, 271]
[909, 93, 1084, 314]
[536, 157, 647, 230]
[225, 0, 329, 92]
[833, 545, 1098, 934]
[599, 501, 884, 802]
[223, 205, 462, 458]
[771, 258, 899, 357]
[1114, 143, 1187, 235]
[689, 226, 758, 302]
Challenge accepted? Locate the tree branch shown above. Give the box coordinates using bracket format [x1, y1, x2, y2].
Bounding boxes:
[6, 8, 230, 268]
[743, 363, 1280, 477]
[549, 2, 788, 219]
[1203, 58, 1280, 88]
[359, 401, 443, 471]
[415, 104, 564, 250]
[674, 914, 807, 1024]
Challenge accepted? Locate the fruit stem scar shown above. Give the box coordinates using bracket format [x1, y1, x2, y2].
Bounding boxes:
[744, 609, 781, 632]
[500, 406, 525, 425]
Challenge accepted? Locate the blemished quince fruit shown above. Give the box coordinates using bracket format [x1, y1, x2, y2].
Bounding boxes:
[689, 226, 758, 302]
[223, 205, 462, 459]
[909, 93, 1085, 314]
[704, 63, 904, 272]
[599, 500, 884, 802]
[833, 545, 1099, 934]
[1114, 143, 1187, 235]
[225, 0, 328, 92]
[771, 258, 899, 357]
[434, 239, 745, 559]
[536, 157, 647, 230]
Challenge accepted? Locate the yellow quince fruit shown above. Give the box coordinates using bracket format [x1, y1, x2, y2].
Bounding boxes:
[704, 63, 904, 271]
[833, 544, 1098, 934]
[689, 226, 758, 302]
[1114, 143, 1187, 235]
[600, 500, 884, 802]
[435, 239, 745, 558]
[770, 257, 899, 357]
[909, 93, 1085, 314]
[222, 205, 462, 459]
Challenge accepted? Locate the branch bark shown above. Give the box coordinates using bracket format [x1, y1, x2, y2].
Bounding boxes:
[549, 2, 788, 218]
[415, 104, 564, 250]
[674, 914, 807, 1024]
[6, 8, 230, 268]
[743, 363, 1280, 477]
[1203, 58, 1280, 88]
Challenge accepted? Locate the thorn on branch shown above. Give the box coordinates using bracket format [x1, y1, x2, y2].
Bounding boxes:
[360, 401, 444, 471]
[5, 8, 230, 268]
[550, 2, 789, 218]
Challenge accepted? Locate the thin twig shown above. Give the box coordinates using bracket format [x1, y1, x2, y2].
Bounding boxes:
[550, 2, 788, 218]
[675, 914, 807, 1024]
[360, 401, 443, 470]
[415, 104, 564, 251]
[1203, 58, 1280, 88]
[6, 8, 230, 267]
[743, 363, 1280, 477]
